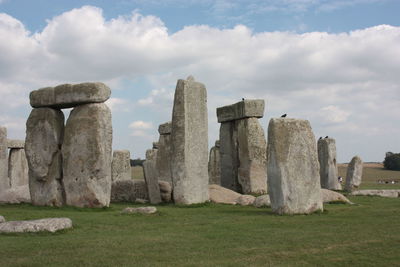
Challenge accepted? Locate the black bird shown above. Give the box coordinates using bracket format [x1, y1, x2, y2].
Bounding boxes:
[281, 114, 287, 118]
[318, 137, 322, 140]
[325, 136, 329, 138]
[242, 98, 244, 101]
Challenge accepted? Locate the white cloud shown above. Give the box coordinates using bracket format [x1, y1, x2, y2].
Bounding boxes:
[129, 121, 153, 130]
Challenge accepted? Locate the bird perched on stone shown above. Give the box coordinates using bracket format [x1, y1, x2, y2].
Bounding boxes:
[281, 114, 287, 117]
[319, 137, 322, 140]
[242, 98, 244, 101]
[325, 136, 329, 138]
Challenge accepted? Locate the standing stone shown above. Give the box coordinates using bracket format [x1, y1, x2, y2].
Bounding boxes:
[8, 149, 29, 188]
[267, 118, 323, 215]
[318, 138, 341, 190]
[156, 122, 173, 184]
[345, 156, 363, 192]
[208, 140, 221, 185]
[62, 103, 112, 208]
[237, 118, 267, 194]
[219, 122, 239, 191]
[0, 127, 8, 192]
[143, 148, 161, 204]
[171, 76, 209, 204]
[25, 108, 65, 207]
[111, 150, 131, 182]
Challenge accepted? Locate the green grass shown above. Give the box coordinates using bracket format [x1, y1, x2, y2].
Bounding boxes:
[1, 197, 400, 266]
[339, 163, 400, 189]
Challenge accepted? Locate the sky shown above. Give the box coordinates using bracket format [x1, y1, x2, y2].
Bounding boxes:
[0, 0, 399, 162]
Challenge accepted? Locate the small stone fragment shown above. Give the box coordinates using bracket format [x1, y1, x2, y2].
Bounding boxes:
[159, 181, 172, 202]
[253, 195, 271, 208]
[0, 218, 72, 233]
[208, 184, 241, 204]
[121, 206, 157, 214]
[236, 195, 256, 206]
[321, 189, 353, 204]
[0, 215, 5, 223]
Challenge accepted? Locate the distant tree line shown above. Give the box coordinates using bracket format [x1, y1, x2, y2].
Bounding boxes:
[130, 158, 145, 167]
[384, 152, 400, 171]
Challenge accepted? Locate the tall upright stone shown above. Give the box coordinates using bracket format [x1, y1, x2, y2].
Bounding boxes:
[267, 118, 323, 215]
[25, 108, 65, 206]
[8, 148, 29, 188]
[171, 76, 209, 204]
[345, 155, 363, 192]
[0, 127, 8, 192]
[156, 122, 172, 184]
[318, 138, 341, 190]
[143, 148, 161, 204]
[208, 140, 221, 185]
[217, 100, 267, 194]
[62, 103, 112, 208]
[111, 150, 131, 182]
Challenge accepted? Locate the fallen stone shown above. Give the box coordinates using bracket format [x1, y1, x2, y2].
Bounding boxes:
[159, 181, 172, 203]
[0, 185, 31, 204]
[217, 99, 265, 123]
[345, 155, 363, 192]
[158, 121, 172, 135]
[0, 216, 5, 223]
[121, 207, 157, 214]
[267, 118, 323, 215]
[321, 189, 353, 204]
[0, 218, 72, 233]
[237, 117, 267, 195]
[236, 195, 256, 206]
[111, 180, 148, 203]
[30, 82, 111, 109]
[351, 189, 400, 198]
[111, 150, 131, 182]
[318, 138, 341, 190]
[253, 195, 271, 208]
[8, 148, 29, 188]
[7, 139, 24, 149]
[25, 108, 65, 207]
[0, 126, 8, 192]
[62, 103, 112, 208]
[171, 76, 209, 204]
[208, 140, 221, 185]
[208, 184, 241, 205]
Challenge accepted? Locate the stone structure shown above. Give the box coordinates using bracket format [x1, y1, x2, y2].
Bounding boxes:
[318, 137, 341, 190]
[217, 100, 267, 194]
[26, 82, 112, 208]
[112, 150, 131, 182]
[62, 103, 112, 208]
[7, 139, 25, 149]
[25, 108, 65, 207]
[111, 180, 148, 202]
[208, 140, 221, 185]
[345, 155, 363, 192]
[171, 76, 209, 204]
[0, 127, 8, 192]
[8, 148, 28, 188]
[143, 148, 161, 204]
[267, 118, 323, 215]
[156, 122, 173, 184]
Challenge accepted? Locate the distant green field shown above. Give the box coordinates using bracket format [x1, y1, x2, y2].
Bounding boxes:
[131, 166, 144, 180]
[338, 163, 400, 189]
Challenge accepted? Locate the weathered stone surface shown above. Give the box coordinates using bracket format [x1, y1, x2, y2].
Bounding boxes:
[318, 138, 341, 190]
[135, 198, 148, 204]
[62, 103, 112, 208]
[0, 218, 72, 233]
[158, 121, 172, 135]
[217, 99, 265, 123]
[143, 151, 161, 204]
[236, 195, 256, 206]
[25, 108, 65, 207]
[156, 133, 172, 184]
[159, 181, 172, 202]
[267, 118, 323, 215]
[111, 180, 148, 203]
[8, 148, 29, 188]
[351, 189, 400, 198]
[208, 184, 241, 205]
[7, 139, 24, 149]
[253, 195, 271, 208]
[30, 82, 111, 109]
[0, 126, 8, 192]
[111, 150, 131, 182]
[321, 189, 353, 204]
[208, 141, 221, 185]
[171, 77, 209, 204]
[0, 215, 5, 223]
[0, 185, 31, 204]
[152, 142, 159, 149]
[121, 207, 157, 214]
[237, 118, 267, 194]
[219, 122, 239, 191]
[345, 156, 363, 192]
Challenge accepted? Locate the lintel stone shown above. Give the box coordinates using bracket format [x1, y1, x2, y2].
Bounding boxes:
[216, 99, 265, 123]
[7, 139, 25, 149]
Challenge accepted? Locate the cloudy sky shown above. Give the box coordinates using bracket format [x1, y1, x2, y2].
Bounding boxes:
[0, 0, 399, 162]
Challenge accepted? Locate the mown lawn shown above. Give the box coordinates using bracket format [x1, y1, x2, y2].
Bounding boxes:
[1, 196, 399, 266]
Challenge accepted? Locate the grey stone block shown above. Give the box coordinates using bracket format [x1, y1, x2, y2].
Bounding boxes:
[7, 139, 24, 149]
[345, 155, 363, 192]
[111, 150, 131, 182]
[158, 121, 172, 135]
[318, 138, 341, 190]
[208, 141, 221, 185]
[216, 99, 264, 123]
[0, 127, 8, 192]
